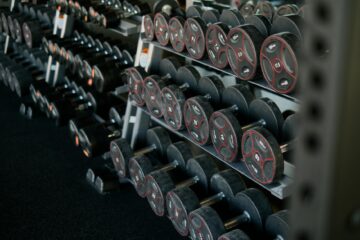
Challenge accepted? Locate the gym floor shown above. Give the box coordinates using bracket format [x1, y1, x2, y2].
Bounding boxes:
[0, 85, 183, 240]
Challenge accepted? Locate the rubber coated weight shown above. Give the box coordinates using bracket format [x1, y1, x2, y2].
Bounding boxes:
[183, 76, 224, 145]
[166, 169, 245, 236]
[143, 74, 170, 118]
[206, 23, 230, 69]
[146, 154, 218, 217]
[129, 141, 191, 197]
[265, 210, 289, 240]
[186, 5, 203, 18]
[254, 1, 276, 22]
[260, 32, 300, 94]
[154, 12, 170, 46]
[276, 4, 299, 17]
[184, 17, 207, 59]
[162, 65, 200, 130]
[110, 126, 171, 178]
[125, 67, 147, 106]
[218, 229, 251, 240]
[219, 9, 245, 28]
[169, 16, 186, 52]
[271, 15, 303, 41]
[238, 0, 257, 18]
[153, 0, 180, 15]
[188, 188, 272, 240]
[202, 9, 220, 25]
[144, 15, 155, 41]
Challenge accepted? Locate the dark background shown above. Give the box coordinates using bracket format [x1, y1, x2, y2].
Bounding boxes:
[0, 85, 183, 240]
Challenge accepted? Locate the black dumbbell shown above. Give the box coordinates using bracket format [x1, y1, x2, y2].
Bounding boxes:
[188, 188, 273, 239]
[275, 4, 299, 18]
[183, 8, 225, 60]
[12, 68, 45, 97]
[241, 112, 297, 184]
[265, 210, 289, 240]
[22, 16, 53, 48]
[162, 65, 200, 130]
[78, 107, 125, 157]
[183, 75, 225, 145]
[128, 141, 192, 198]
[146, 154, 219, 216]
[237, 0, 258, 18]
[260, 14, 303, 94]
[143, 14, 156, 41]
[69, 113, 102, 147]
[142, 57, 181, 118]
[110, 126, 172, 178]
[254, 1, 276, 22]
[218, 229, 251, 240]
[166, 169, 246, 236]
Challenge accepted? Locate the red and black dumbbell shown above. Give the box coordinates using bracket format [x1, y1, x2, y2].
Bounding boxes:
[188, 188, 273, 239]
[128, 141, 192, 198]
[146, 153, 219, 216]
[166, 169, 246, 237]
[241, 112, 297, 184]
[110, 126, 172, 179]
[183, 75, 225, 145]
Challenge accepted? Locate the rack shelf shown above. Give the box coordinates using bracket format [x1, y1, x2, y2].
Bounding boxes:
[137, 104, 294, 200]
[143, 38, 300, 104]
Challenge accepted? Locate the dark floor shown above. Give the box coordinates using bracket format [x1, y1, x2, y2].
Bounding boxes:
[0, 85, 184, 240]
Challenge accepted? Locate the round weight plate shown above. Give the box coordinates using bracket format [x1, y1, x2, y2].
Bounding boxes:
[1, 13, 9, 35]
[184, 17, 207, 59]
[260, 33, 299, 94]
[154, 12, 170, 46]
[222, 84, 254, 116]
[129, 155, 154, 197]
[153, 0, 179, 14]
[202, 9, 220, 25]
[219, 9, 245, 28]
[218, 229, 251, 240]
[271, 15, 303, 41]
[143, 75, 167, 118]
[183, 97, 214, 145]
[146, 171, 176, 216]
[125, 67, 147, 106]
[234, 188, 273, 232]
[210, 110, 243, 162]
[265, 210, 290, 240]
[186, 5, 203, 18]
[186, 154, 218, 189]
[276, 4, 299, 17]
[254, 1, 275, 22]
[110, 138, 134, 178]
[176, 65, 200, 88]
[249, 98, 284, 138]
[282, 113, 298, 142]
[206, 23, 229, 69]
[241, 127, 284, 184]
[198, 76, 224, 103]
[109, 106, 123, 126]
[227, 25, 264, 81]
[144, 15, 155, 41]
[210, 169, 246, 201]
[188, 206, 225, 240]
[166, 187, 200, 236]
[22, 22, 34, 49]
[246, 14, 272, 36]
[146, 126, 172, 156]
[166, 141, 192, 168]
[169, 16, 185, 52]
[159, 56, 181, 79]
[239, 1, 256, 18]
[162, 85, 187, 130]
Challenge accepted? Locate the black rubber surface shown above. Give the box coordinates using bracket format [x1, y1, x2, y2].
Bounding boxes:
[0, 85, 183, 240]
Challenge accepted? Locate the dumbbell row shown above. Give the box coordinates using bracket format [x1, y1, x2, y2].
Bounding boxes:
[106, 126, 290, 239]
[143, 3, 306, 94]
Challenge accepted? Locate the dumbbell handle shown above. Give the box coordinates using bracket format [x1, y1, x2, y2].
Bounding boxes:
[223, 211, 250, 230]
[178, 82, 190, 91]
[107, 130, 121, 139]
[134, 144, 157, 157]
[175, 176, 200, 189]
[227, 104, 267, 130]
[199, 192, 225, 207]
[280, 140, 295, 153]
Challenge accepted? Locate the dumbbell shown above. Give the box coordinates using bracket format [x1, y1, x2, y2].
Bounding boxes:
[12, 68, 45, 97]
[142, 57, 181, 118]
[183, 75, 225, 145]
[146, 153, 219, 216]
[162, 65, 200, 130]
[218, 229, 251, 240]
[69, 113, 101, 146]
[22, 16, 53, 48]
[275, 4, 299, 18]
[86, 166, 120, 194]
[225, 14, 271, 80]
[254, 1, 298, 22]
[241, 112, 297, 184]
[143, 14, 156, 41]
[260, 14, 303, 94]
[188, 188, 273, 239]
[154, 7, 185, 46]
[211, 93, 285, 164]
[166, 169, 246, 236]
[99, 2, 151, 28]
[78, 107, 125, 157]
[129, 141, 192, 197]
[265, 210, 289, 240]
[110, 126, 172, 178]
[183, 8, 225, 60]
[237, 0, 257, 18]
